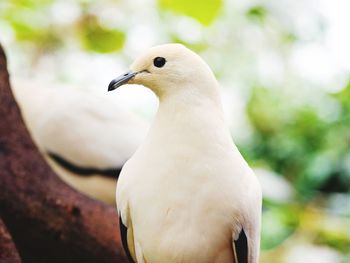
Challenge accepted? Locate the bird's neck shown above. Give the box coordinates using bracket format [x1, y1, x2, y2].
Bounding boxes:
[146, 86, 234, 149]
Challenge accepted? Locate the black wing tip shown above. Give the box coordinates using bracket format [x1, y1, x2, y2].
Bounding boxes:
[48, 151, 121, 178]
[119, 216, 136, 263]
[234, 228, 248, 263]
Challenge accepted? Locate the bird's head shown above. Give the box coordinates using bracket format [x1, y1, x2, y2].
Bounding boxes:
[108, 43, 219, 99]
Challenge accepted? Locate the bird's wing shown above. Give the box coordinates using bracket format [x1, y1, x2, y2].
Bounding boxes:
[47, 151, 121, 178]
[13, 81, 148, 169]
[119, 215, 137, 263]
[232, 194, 261, 263]
[233, 228, 248, 263]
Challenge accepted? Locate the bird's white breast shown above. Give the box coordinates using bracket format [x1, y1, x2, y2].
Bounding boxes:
[117, 91, 261, 262]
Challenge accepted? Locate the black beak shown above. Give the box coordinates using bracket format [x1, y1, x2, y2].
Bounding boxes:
[108, 71, 137, 91]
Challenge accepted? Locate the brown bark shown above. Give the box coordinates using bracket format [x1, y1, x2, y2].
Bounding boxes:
[0, 217, 22, 263]
[0, 43, 127, 263]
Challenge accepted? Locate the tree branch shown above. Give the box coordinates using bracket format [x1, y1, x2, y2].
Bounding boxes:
[0, 217, 22, 263]
[0, 43, 127, 263]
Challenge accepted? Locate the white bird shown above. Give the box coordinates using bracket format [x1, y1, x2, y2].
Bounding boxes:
[12, 80, 148, 204]
[108, 44, 262, 263]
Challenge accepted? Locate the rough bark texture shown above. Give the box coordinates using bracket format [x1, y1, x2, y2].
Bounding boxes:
[0, 218, 22, 263]
[0, 43, 127, 263]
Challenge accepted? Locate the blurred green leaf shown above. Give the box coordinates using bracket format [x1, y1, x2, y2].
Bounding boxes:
[78, 15, 125, 53]
[316, 228, 350, 253]
[243, 85, 350, 199]
[333, 80, 350, 116]
[11, 0, 53, 8]
[261, 204, 299, 250]
[246, 5, 267, 23]
[296, 152, 339, 198]
[281, 32, 298, 44]
[159, 0, 222, 25]
[246, 87, 290, 134]
[3, 5, 61, 50]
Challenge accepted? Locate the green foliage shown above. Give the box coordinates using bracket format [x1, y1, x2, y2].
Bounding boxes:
[315, 228, 350, 253]
[0, 1, 125, 53]
[8, 18, 61, 50]
[159, 0, 222, 25]
[2, 0, 61, 50]
[243, 84, 350, 200]
[78, 15, 125, 53]
[246, 5, 267, 23]
[280, 32, 298, 44]
[333, 81, 350, 117]
[261, 204, 299, 250]
[10, 0, 53, 8]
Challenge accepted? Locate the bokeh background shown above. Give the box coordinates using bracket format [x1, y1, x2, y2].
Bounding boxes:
[1, 0, 350, 262]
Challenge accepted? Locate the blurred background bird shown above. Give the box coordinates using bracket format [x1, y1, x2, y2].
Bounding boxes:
[12, 79, 149, 204]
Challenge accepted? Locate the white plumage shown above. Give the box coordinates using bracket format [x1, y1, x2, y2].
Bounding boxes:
[12, 79, 148, 204]
[110, 44, 262, 263]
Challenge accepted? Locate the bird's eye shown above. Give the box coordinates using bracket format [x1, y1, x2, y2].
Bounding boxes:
[153, 57, 166, 68]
